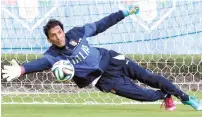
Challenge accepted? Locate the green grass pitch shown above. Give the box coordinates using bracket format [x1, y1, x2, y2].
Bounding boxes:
[1, 92, 202, 117]
[2, 104, 202, 117]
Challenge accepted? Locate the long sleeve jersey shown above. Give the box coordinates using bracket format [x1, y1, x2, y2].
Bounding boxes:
[22, 10, 125, 88]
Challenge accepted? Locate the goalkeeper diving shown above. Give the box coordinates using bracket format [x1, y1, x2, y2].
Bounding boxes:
[2, 3, 202, 111]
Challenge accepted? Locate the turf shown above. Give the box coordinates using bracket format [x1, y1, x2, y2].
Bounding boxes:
[2, 93, 202, 117]
[1, 104, 202, 117]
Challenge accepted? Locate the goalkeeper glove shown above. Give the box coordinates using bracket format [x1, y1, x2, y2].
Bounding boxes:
[2, 59, 24, 81]
[122, 4, 140, 17]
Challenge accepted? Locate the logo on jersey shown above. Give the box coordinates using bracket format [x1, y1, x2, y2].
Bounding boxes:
[69, 40, 78, 46]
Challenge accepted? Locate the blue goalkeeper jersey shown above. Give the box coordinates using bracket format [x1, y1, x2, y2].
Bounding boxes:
[22, 10, 125, 88]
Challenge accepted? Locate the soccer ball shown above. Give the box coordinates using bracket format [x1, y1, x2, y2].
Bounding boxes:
[51, 60, 75, 82]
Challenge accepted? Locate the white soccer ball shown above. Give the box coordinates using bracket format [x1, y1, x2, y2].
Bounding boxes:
[51, 60, 75, 82]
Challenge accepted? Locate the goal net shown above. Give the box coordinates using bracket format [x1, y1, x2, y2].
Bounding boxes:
[1, 0, 202, 104]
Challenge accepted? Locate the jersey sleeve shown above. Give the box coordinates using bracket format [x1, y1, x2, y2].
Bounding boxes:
[22, 57, 52, 74]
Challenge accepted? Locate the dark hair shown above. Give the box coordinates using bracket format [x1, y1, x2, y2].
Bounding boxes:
[43, 19, 64, 38]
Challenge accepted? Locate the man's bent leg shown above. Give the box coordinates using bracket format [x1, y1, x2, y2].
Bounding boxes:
[123, 59, 202, 111]
[111, 76, 166, 102]
[123, 59, 189, 102]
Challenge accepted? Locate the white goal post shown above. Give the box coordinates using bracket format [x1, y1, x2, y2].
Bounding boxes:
[1, 0, 202, 104]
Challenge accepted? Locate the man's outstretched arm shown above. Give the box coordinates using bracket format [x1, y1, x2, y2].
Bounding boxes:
[69, 4, 139, 37]
[93, 4, 139, 35]
[2, 57, 52, 81]
[84, 10, 125, 37]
